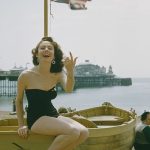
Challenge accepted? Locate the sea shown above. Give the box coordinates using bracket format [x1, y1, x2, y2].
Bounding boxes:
[0, 78, 150, 116]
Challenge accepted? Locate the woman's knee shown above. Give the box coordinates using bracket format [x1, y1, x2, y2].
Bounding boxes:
[79, 128, 89, 141]
[69, 126, 81, 140]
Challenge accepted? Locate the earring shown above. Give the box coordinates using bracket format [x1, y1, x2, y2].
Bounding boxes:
[52, 59, 56, 64]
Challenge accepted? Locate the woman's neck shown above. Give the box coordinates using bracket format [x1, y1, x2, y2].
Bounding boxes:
[37, 62, 51, 75]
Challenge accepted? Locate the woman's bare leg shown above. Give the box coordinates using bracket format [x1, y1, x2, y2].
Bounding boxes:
[58, 116, 89, 150]
[31, 116, 80, 150]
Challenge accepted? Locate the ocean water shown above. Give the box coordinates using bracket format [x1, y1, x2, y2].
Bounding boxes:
[0, 78, 150, 115]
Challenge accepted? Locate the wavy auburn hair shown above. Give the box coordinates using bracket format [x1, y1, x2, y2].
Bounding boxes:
[32, 37, 64, 73]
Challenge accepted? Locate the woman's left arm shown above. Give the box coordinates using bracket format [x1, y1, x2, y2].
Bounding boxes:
[59, 52, 77, 92]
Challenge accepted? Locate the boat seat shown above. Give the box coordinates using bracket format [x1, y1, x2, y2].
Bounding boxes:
[71, 115, 97, 128]
[87, 115, 125, 125]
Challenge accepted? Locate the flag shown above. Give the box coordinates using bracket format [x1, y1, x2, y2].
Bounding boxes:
[52, 0, 92, 10]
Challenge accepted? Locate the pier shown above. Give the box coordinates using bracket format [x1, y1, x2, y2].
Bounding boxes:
[74, 61, 132, 88]
[0, 76, 17, 96]
[0, 61, 132, 96]
[0, 75, 132, 96]
[75, 76, 122, 88]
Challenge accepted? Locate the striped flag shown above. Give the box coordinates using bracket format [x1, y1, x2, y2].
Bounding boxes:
[52, 0, 92, 10]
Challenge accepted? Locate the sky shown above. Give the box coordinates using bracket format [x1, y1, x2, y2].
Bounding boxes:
[0, 0, 150, 78]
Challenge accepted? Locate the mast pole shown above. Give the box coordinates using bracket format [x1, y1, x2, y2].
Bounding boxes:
[44, 0, 48, 37]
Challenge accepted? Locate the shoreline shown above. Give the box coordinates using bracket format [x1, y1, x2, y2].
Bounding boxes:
[0, 111, 17, 120]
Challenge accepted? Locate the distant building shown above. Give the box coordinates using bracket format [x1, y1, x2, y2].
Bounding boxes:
[0, 69, 7, 76]
[75, 60, 113, 77]
[74, 60, 131, 88]
[8, 65, 25, 76]
[107, 65, 114, 76]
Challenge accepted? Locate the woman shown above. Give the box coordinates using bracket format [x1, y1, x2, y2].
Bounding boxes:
[134, 112, 150, 150]
[16, 37, 89, 150]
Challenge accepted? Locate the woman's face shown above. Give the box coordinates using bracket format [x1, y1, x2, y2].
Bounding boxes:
[37, 41, 55, 63]
[145, 114, 150, 125]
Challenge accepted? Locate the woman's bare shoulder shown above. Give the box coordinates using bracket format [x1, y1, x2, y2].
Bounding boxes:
[18, 67, 36, 79]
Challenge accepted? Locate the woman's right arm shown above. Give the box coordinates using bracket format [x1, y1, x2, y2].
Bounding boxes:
[16, 72, 28, 138]
[16, 73, 26, 127]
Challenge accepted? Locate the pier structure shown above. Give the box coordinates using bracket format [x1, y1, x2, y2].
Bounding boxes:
[0, 66, 24, 96]
[75, 75, 122, 88]
[0, 61, 132, 96]
[74, 60, 132, 88]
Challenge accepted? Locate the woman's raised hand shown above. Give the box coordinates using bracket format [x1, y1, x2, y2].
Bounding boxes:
[63, 52, 77, 72]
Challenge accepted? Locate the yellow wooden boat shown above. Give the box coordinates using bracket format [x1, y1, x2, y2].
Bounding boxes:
[0, 102, 136, 150]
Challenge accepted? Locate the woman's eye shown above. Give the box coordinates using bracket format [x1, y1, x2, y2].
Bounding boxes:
[48, 47, 53, 50]
[40, 46, 53, 50]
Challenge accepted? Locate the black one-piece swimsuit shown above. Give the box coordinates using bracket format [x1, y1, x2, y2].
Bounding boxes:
[25, 87, 59, 129]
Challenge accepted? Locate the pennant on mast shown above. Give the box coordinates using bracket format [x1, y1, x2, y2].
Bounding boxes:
[52, 0, 92, 10]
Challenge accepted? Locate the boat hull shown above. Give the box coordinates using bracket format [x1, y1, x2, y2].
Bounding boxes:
[0, 104, 136, 150]
[0, 124, 135, 150]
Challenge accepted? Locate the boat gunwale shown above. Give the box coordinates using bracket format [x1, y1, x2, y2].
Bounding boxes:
[0, 118, 136, 137]
[0, 103, 137, 138]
